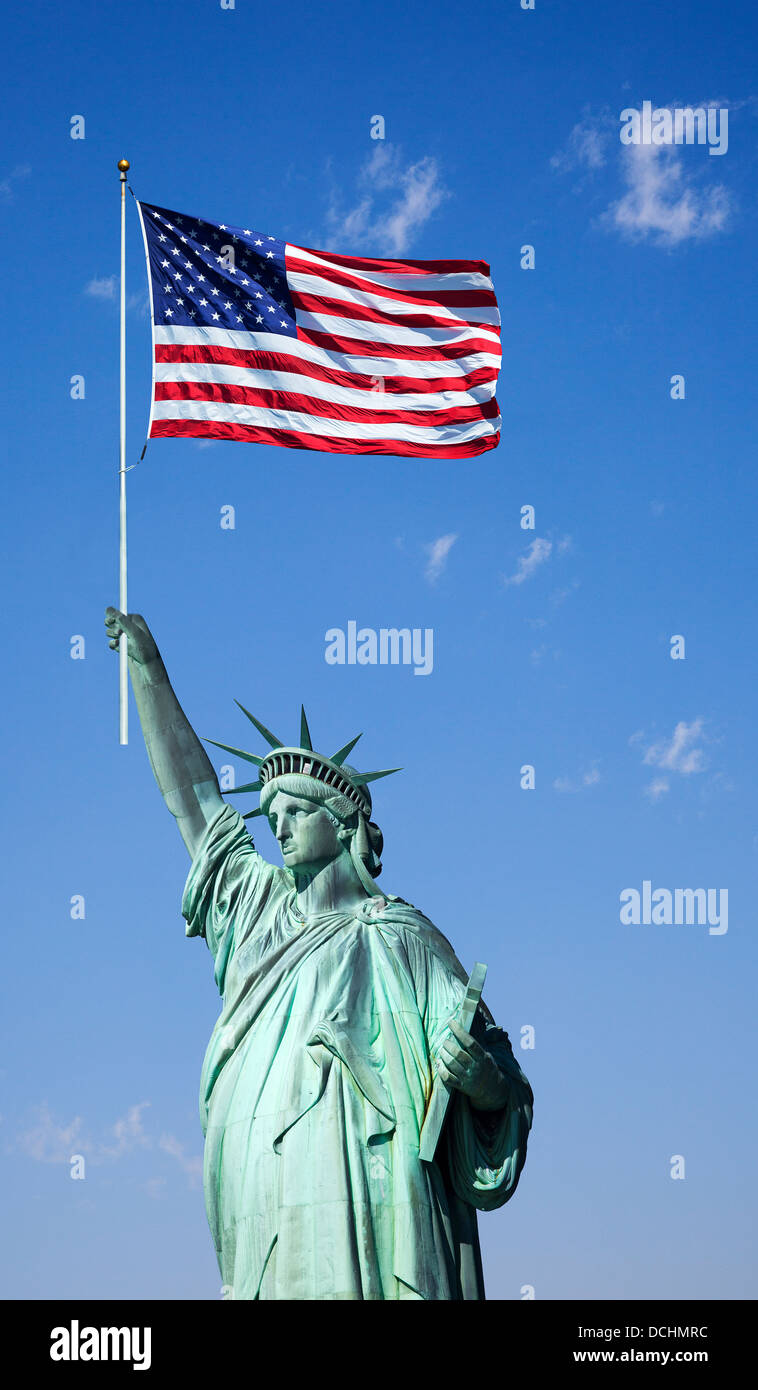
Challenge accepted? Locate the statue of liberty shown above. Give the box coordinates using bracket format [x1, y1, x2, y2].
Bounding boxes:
[105, 606, 533, 1301]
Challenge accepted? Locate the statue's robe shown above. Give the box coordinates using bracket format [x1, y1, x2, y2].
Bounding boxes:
[182, 803, 533, 1300]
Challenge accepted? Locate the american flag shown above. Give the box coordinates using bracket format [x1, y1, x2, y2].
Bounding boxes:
[137, 201, 501, 458]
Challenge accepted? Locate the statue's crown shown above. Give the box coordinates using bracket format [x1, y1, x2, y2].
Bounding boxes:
[204, 703, 401, 821]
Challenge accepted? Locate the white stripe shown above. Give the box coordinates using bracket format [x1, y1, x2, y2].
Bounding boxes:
[155, 361, 497, 410]
[294, 309, 501, 350]
[288, 244, 494, 294]
[155, 326, 501, 380]
[287, 269, 501, 326]
[152, 399, 500, 444]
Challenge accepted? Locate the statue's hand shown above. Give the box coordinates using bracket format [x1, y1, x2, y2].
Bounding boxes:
[104, 608, 160, 666]
[437, 1018, 511, 1112]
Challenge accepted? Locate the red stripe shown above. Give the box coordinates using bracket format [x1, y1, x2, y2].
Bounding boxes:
[294, 244, 490, 276]
[286, 251, 496, 309]
[154, 343, 498, 395]
[150, 417, 500, 457]
[290, 289, 499, 334]
[296, 326, 501, 362]
[154, 380, 500, 426]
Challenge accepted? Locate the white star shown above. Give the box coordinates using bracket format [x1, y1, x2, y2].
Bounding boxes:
[164, 307, 173, 317]
[186, 285, 195, 294]
[236, 315, 242, 323]
[203, 244, 210, 252]
[176, 217, 183, 225]
[267, 305, 275, 314]
[163, 285, 172, 293]
[161, 259, 169, 268]
[243, 228, 251, 235]
[280, 319, 287, 327]
[189, 309, 197, 318]
[255, 238, 263, 247]
[184, 260, 192, 270]
[176, 298, 184, 306]
[212, 312, 220, 321]
[200, 298, 208, 306]
[152, 211, 161, 219]
[180, 236, 187, 243]
[171, 247, 181, 256]
[211, 287, 220, 296]
[224, 301, 232, 309]
[227, 266, 237, 275]
[266, 251, 274, 259]
[255, 291, 263, 299]
[165, 223, 174, 231]
[158, 233, 167, 243]
[268, 236, 275, 241]
[219, 224, 227, 231]
[197, 274, 206, 283]
[173, 271, 182, 280]
[256, 315, 263, 323]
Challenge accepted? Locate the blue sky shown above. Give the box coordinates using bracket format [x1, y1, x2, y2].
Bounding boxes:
[1, 0, 757, 1299]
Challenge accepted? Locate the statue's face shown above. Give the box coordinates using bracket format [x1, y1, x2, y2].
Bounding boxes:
[266, 791, 342, 871]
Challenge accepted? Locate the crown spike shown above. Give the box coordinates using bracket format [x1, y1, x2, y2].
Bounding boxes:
[300, 706, 313, 751]
[351, 767, 402, 786]
[203, 737, 264, 766]
[234, 701, 284, 749]
[330, 733, 363, 766]
[226, 781, 262, 795]
[243, 807, 266, 820]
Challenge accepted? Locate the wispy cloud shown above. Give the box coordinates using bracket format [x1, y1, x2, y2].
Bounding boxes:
[550, 118, 610, 174]
[554, 765, 601, 793]
[424, 533, 458, 583]
[502, 537, 553, 587]
[602, 143, 730, 246]
[632, 718, 707, 798]
[551, 103, 733, 246]
[325, 143, 448, 255]
[158, 1133, 203, 1187]
[84, 277, 149, 315]
[17, 1103, 88, 1163]
[0, 164, 31, 204]
[15, 1101, 201, 1186]
[85, 275, 117, 300]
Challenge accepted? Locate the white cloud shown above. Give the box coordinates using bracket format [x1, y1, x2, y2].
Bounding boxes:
[424, 532, 457, 583]
[85, 275, 117, 300]
[603, 143, 730, 246]
[99, 1102, 151, 1159]
[553, 765, 601, 793]
[645, 777, 671, 800]
[17, 1104, 88, 1163]
[550, 119, 609, 173]
[326, 144, 448, 255]
[502, 537, 552, 587]
[0, 164, 31, 203]
[643, 718, 706, 775]
[551, 104, 733, 246]
[159, 1133, 203, 1187]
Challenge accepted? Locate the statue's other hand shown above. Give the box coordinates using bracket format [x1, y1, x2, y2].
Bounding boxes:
[437, 1018, 511, 1112]
[104, 608, 160, 666]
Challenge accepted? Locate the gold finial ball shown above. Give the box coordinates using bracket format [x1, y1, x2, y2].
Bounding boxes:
[117, 159, 130, 172]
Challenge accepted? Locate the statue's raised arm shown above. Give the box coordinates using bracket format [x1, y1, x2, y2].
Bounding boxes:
[104, 608, 223, 857]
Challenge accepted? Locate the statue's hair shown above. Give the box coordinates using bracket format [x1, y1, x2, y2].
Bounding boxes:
[260, 772, 384, 878]
[259, 772, 357, 824]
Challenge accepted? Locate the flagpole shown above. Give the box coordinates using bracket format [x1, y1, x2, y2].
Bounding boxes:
[118, 158, 130, 744]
